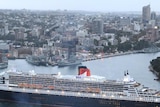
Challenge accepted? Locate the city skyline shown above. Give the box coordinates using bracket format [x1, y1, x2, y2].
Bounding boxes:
[0, 0, 159, 12]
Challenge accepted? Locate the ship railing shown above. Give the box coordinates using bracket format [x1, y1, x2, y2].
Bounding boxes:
[102, 91, 160, 102]
[2, 85, 160, 103]
[36, 89, 160, 103]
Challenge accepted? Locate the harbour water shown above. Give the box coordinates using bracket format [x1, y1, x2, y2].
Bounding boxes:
[0, 52, 160, 107]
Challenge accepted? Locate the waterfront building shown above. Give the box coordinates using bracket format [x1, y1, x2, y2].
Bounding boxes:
[108, 38, 118, 46]
[120, 36, 130, 44]
[78, 37, 94, 47]
[145, 28, 159, 42]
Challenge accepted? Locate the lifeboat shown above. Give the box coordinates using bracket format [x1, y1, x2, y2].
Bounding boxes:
[28, 84, 32, 88]
[29, 84, 37, 88]
[48, 85, 54, 90]
[23, 83, 29, 88]
[86, 87, 100, 93]
[36, 84, 43, 89]
[33, 84, 36, 88]
[18, 83, 23, 88]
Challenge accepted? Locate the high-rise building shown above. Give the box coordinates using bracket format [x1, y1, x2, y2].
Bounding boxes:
[151, 12, 156, 20]
[4, 23, 9, 35]
[142, 5, 151, 23]
[91, 18, 104, 35]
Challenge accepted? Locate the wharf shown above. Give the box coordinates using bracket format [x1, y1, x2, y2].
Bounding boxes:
[83, 51, 136, 62]
[7, 50, 143, 66]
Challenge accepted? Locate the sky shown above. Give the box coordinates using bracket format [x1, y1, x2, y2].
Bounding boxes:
[0, 0, 159, 12]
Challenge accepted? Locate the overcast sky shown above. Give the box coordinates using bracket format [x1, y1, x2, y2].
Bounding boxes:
[0, 0, 159, 12]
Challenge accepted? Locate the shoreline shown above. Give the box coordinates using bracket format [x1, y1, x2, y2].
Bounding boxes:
[8, 50, 160, 68]
[83, 51, 139, 62]
[149, 65, 160, 81]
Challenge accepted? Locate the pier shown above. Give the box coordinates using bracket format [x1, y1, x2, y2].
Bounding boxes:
[82, 51, 137, 62]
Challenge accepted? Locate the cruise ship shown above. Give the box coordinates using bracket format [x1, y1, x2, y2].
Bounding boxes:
[0, 66, 159, 107]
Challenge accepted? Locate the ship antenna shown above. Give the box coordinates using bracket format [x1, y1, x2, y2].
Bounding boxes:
[127, 70, 129, 75]
[124, 71, 126, 76]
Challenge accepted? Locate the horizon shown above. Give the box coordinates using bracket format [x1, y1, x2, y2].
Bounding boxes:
[0, 0, 159, 12]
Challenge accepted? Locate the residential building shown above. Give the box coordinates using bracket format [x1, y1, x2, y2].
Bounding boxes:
[91, 18, 104, 35]
[119, 17, 131, 26]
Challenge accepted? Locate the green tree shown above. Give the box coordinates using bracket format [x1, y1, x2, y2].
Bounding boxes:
[150, 57, 160, 79]
[133, 40, 149, 50]
[117, 41, 132, 52]
[103, 46, 109, 53]
[94, 39, 99, 46]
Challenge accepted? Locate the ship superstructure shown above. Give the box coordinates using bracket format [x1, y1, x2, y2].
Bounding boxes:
[0, 66, 159, 107]
[57, 38, 82, 67]
[26, 55, 48, 66]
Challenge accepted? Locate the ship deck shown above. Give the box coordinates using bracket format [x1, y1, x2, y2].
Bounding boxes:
[0, 84, 159, 103]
